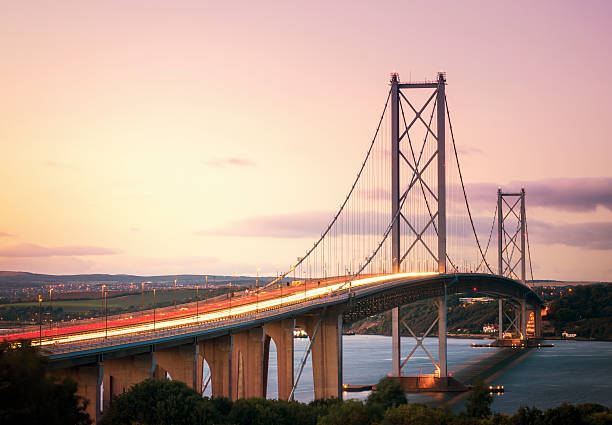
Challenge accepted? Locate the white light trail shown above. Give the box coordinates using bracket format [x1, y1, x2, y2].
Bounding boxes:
[41, 272, 438, 346]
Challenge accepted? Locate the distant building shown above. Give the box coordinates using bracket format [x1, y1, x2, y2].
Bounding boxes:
[562, 331, 576, 338]
[482, 323, 498, 333]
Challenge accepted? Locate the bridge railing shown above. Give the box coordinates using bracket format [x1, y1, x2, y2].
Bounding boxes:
[42, 285, 355, 356]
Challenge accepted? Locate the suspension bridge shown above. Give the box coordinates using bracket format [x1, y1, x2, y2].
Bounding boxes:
[1, 72, 543, 423]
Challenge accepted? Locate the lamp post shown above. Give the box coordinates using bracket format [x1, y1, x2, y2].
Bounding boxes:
[104, 289, 108, 339]
[38, 294, 42, 346]
[174, 279, 177, 309]
[141, 282, 145, 313]
[101, 285, 106, 316]
[153, 288, 157, 331]
[48, 287, 53, 332]
[256, 267, 260, 313]
[228, 278, 232, 318]
[196, 284, 199, 324]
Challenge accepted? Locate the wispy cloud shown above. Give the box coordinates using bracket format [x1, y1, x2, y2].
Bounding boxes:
[203, 157, 255, 167]
[464, 177, 612, 212]
[0, 243, 120, 258]
[457, 146, 483, 156]
[0, 232, 14, 238]
[529, 221, 612, 250]
[196, 211, 331, 238]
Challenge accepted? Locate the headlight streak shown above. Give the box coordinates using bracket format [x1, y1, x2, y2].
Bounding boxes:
[38, 272, 438, 346]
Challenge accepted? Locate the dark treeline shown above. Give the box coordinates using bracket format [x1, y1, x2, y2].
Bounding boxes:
[99, 378, 610, 425]
[546, 283, 612, 340]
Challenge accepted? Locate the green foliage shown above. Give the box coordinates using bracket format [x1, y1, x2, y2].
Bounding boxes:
[0, 340, 91, 425]
[318, 399, 374, 425]
[227, 398, 321, 425]
[95, 374, 611, 425]
[464, 377, 493, 418]
[547, 284, 612, 340]
[510, 403, 611, 425]
[382, 403, 452, 425]
[366, 376, 407, 415]
[99, 378, 219, 425]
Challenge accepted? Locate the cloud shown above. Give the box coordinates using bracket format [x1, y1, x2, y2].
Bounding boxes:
[196, 211, 332, 238]
[0, 232, 14, 238]
[529, 221, 612, 250]
[463, 177, 612, 212]
[457, 146, 483, 156]
[0, 243, 120, 258]
[203, 157, 255, 167]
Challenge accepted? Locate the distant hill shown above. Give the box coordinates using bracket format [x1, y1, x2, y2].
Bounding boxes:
[0, 271, 267, 288]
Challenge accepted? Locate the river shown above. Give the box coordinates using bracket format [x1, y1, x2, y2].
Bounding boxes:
[256, 335, 612, 413]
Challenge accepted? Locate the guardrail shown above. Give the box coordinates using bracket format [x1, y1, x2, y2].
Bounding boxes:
[42, 288, 353, 356]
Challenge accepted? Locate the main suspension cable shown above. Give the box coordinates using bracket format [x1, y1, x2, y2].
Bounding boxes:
[445, 96, 495, 274]
[256, 89, 392, 292]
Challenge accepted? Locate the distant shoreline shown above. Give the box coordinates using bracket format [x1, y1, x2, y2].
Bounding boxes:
[345, 332, 611, 342]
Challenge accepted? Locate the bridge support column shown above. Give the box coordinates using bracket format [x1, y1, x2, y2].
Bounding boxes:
[103, 352, 155, 409]
[392, 307, 401, 376]
[438, 295, 447, 377]
[297, 307, 343, 400]
[50, 362, 103, 424]
[155, 343, 200, 390]
[264, 318, 295, 400]
[535, 306, 542, 337]
[520, 299, 527, 339]
[200, 335, 232, 398]
[231, 327, 265, 399]
[498, 298, 503, 339]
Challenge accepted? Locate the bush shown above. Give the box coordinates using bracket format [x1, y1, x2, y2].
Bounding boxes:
[0, 340, 91, 425]
[382, 403, 452, 425]
[465, 377, 493, 418]
[318, 399, 374, 425]
[99, 378, 220, 425]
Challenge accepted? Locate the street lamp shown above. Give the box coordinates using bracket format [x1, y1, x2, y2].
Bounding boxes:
[174, 279, 177, 309]
[196, 284, 199, 324]
[141, 282, 145, 313]
[104, 289, 108, 339]
[101, 285, 106, 316]
[228, 277, 232, 318]
[49, 287, 53, 332]
[38, 294, 42, 346]
[256, 267, 260, 313]
[153, 288, 157, 331]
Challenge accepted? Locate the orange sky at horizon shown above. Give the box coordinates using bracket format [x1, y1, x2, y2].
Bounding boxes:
[0, 1, 611, 281]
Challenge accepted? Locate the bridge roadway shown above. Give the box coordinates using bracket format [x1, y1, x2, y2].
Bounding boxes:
[3, 272, 542, 423]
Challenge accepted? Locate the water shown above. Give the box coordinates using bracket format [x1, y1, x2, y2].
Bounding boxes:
[260, 335, 612, 413]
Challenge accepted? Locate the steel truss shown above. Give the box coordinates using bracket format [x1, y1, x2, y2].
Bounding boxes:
[390, 72, 448, 379]
[497, 189, 526, 284]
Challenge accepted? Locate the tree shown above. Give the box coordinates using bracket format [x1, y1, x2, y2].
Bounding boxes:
[465, 377, 493, 418]
[0, 340, 91, 425]
[99, 378, 221, 425]
[381, 403, 451, 425]
[366, 376, 407, 411]
[318, 399, 374, 425]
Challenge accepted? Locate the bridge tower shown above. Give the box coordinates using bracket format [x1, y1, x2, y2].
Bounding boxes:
[390, 72, 448, 378]
[496, 188, 529, 339]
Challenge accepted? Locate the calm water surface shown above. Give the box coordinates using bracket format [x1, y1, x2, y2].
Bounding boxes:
[204, 335, 612, 413]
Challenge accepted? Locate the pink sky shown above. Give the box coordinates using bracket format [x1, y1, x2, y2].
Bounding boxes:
[0, 1, 610, 280]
